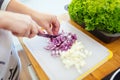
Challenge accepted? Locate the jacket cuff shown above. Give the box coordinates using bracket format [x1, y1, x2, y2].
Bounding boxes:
[1, 0, 10, 11]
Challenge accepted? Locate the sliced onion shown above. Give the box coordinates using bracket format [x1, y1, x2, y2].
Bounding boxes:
[45, 31, 77, 56]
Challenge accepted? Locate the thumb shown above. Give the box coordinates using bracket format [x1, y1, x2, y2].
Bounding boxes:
[38, 27, 46, 34]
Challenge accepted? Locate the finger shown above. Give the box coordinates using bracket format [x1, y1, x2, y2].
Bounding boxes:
[52, 17, 60, 35]
[24, 31, 30, 37]
[45, 24, 53, 35]
[38, 27, 45, 34]
[12, 32, 21, 37]
[12, 32, 24, 37]
[22, 22, 31, 37]
[29, 21, 39, 38]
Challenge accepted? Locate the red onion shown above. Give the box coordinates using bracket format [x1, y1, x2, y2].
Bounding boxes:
[45, 31, 77, 56]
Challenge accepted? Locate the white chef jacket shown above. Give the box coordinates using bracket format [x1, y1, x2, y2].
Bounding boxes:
[0, 0, 21, 80]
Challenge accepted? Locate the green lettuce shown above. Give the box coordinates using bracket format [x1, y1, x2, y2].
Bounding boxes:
[68, 0, 120, 33]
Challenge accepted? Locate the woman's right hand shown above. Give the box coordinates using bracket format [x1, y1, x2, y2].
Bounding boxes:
[0, 11, 42, 38]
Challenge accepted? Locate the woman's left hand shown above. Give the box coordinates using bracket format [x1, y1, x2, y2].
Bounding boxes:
[31, 12, 60, 35]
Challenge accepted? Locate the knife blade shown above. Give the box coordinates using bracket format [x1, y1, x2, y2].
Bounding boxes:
[37, 33, 58, 38]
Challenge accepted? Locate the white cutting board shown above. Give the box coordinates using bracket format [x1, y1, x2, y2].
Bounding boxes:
[23, 22, 112, 80]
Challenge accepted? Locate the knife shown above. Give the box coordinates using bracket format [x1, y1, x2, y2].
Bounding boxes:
[37, 33, 58, 38]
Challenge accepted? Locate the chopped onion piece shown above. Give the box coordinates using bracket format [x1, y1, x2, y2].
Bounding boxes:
[45, 31, 77, 56]
[45, 31, 92, 73]
[60, 41, 92, 73]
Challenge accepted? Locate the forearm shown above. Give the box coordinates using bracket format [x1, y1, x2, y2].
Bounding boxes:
[0, 11, 7, 28]
[7, 0, 35, 19]
[6, 0, 60, 35]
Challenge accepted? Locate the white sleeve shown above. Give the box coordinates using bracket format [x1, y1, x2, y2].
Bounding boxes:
[1, 0, 11, 11]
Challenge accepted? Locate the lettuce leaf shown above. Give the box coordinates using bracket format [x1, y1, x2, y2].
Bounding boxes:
[68, 0, 120, 33]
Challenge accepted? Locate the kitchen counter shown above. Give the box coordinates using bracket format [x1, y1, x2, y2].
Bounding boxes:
[19, 13, 120, 80]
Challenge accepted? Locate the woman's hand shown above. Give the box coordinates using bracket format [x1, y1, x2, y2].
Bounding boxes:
[6, 0, 60, 35]
[0, 11, 42, 38]
[31, 12, 60, 35]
